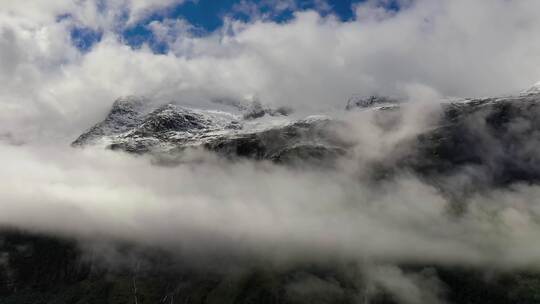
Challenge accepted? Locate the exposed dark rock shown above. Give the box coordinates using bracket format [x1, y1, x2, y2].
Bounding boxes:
[345, 95, 401, 110]
[243, 101, 293, 120]
[407, 95, 540, 191]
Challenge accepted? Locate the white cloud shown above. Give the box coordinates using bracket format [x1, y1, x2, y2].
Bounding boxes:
[124, 0, 185, 23]
[2, 0, 540, 275]
[2, 0, 540, 144]
[3, 118, 540, 269]
[365, 265, 447, 304]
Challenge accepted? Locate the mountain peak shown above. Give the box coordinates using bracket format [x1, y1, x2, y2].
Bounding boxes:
[72, 96, 150, 146]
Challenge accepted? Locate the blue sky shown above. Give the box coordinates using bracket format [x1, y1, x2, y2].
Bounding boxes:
[70, 0, 401, 53]
[5, 0, 540, 141]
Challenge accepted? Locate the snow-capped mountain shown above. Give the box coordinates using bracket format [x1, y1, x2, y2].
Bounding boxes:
[73, 99, 242, 150]
[73, 97, 348, 164]
[74, 88, 540, 188]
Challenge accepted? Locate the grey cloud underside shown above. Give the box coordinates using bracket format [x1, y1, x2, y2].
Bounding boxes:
[3, 229, 540, 304]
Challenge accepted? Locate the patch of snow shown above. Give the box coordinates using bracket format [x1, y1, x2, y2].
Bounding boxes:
[521, 81, 540, 95]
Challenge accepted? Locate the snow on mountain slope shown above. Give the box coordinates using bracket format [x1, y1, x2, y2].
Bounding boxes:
[72, 97, 345, 164]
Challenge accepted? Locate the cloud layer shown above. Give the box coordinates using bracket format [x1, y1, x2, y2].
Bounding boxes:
[3, 104, 540, 271]
[1, 0, 540, 266]
[3, 3, 540, 298]
[2, 0, 540, 143]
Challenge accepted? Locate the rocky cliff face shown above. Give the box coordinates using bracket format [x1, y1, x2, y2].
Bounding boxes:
[399, 94, 540, 188]
[73, 91, 540, 188]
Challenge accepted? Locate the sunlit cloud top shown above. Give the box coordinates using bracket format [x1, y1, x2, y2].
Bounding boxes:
[1, 0, 540, 143]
